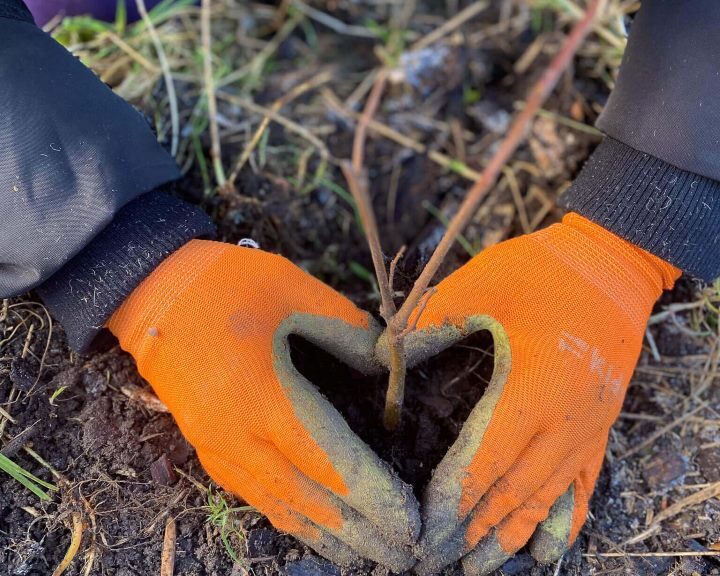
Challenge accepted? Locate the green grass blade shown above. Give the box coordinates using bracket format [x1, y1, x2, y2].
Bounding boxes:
[0, 453, 57, 500]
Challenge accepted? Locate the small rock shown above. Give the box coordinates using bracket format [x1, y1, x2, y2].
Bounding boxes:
[467, 101, 511, 134]
[696, 446, 720, 482]
[247, 528, 276, 558]
[150, 454, 177, 486]
[501, 553, 535, 575]
[10, 357, 35, 391]
[283, 557, 340, 576]
[642, 450, 688, 491]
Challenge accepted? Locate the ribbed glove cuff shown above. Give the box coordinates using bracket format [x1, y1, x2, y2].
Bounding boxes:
[560, 138, 720, 281]
[38, 192, 216, 352]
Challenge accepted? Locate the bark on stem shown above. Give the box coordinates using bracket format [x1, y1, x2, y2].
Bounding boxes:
[384, 337, 407, 430]
[341, 68, 408, 429]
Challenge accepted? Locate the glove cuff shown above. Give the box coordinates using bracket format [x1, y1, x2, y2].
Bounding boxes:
[38, 192, 216, 352]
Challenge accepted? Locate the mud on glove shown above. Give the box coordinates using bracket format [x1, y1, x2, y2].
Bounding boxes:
[381, 214, 679, 575]
[108, 239, 420, 571]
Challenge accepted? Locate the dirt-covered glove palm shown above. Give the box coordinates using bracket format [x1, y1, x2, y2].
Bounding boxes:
[397, 214, 679, 575]
[108, 240, 420, 571]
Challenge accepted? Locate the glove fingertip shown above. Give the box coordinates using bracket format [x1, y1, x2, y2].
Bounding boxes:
[461, 532, 510, 576]
[528, 485, 574, 564]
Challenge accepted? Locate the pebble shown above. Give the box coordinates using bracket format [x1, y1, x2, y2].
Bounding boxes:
[642, 450, 688, 491]
[283, 557, 341, 576]
[696, 446, 720, 482]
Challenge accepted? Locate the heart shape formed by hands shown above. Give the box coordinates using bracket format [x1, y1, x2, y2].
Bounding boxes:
[365, 213, 678, 575]
[273, 308, 573, 575]
[110, 214, 678, 575]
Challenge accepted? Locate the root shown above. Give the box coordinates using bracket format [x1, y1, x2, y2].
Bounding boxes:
[52, 512, 84, 576]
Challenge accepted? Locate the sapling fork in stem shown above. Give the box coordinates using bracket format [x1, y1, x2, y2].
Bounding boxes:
[344, 0, 604, 430]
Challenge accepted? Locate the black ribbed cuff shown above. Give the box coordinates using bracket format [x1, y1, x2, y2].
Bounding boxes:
[0, 0, 34, 23]
[560, 138, 720, 281]
[38, 191, 216, 352]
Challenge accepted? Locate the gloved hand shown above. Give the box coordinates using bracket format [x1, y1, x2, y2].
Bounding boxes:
[386, 214, 679, 575]
[108, 240, 420, 571]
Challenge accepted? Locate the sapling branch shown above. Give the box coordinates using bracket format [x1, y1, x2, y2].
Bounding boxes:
[341, 68, 394, 322]
[346, 0, 601, 430]
[391, 0, 602, 333]
[388, 246, 407, 295]
[341, 68, 409, 428]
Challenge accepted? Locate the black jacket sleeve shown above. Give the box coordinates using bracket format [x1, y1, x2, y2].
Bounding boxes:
[0, 1, 215, 350]
[561, 0, 720, 281]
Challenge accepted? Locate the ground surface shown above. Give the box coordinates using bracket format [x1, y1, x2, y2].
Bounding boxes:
[2, 1, 720, 575]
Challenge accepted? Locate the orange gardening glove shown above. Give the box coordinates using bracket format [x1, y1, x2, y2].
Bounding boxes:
[108, 240, 420, 571]
[393, 214, 679, 575]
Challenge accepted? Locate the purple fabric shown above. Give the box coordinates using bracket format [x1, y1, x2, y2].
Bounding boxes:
[25, 0, 164, 25]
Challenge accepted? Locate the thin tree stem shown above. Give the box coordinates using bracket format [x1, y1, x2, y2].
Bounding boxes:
[391, 0, 602, 333]
[341, 163, 396, 321]
[352, 69, 388, 173]
[342, 69, 395, 321]
[341, 68, 408, 429]
[383, 338, 406, 430]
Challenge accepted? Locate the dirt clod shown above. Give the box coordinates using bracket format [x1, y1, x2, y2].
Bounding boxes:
[642, 450, 689, 491]
[697, 447, 720, 483]
[151, 454, 178, 486]
[283, 557, 341, 576]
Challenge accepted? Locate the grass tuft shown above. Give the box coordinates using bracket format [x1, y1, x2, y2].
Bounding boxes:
[206, 487, 252, 564]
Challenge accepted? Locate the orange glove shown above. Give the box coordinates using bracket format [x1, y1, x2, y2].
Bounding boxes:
[108, 240, 420, 571]
[395, 214, 679, 575]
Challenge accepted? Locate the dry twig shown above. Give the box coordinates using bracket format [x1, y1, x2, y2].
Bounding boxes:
[410, 1, 489, 51]
[623, 481, 720, 545]
[135, 0, 179, 156]
[161, 516, 177, 576]
[584, 551, 720, 558]
[201, 0, 226, 188]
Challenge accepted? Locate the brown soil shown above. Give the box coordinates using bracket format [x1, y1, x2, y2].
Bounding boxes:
[2, 2, 720, 576]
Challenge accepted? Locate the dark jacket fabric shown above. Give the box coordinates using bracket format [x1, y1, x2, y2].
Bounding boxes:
[1, 0, 719, 353]
[0, 1, 215, 350]
[561, 0, 720, 280]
